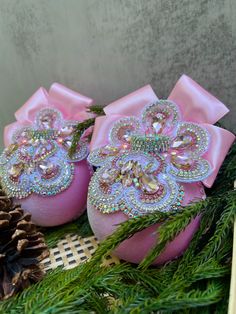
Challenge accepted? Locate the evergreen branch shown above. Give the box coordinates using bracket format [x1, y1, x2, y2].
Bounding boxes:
[139, 200, 208, 269]
[1, 141, 235, 313]
[191, 260, 229, 281]
[69, 105, 105, 157]
[69, 118, 95, 157]
[155, 192, 234, 299]
[120, 281, 223, 313]
[195, 194, 236, 264]
[89, 105, 105, 115]
[81, 211, 170, 274]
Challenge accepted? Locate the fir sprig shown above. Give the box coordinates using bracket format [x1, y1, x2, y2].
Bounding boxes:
[139, 200, 208, 269]
[1, 140, 235, 313]
[81, 210, 170, 274]
[69, 117, 95, 157]
[69, 105, 105, 157]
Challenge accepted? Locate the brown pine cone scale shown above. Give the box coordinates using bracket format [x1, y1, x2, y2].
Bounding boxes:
[0, 189, 49, 300]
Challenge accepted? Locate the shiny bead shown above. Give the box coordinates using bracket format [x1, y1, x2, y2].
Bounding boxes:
[171, 154, 192, 170]
[62, 139, 72, 150]
[122, 175, 133, 187]
[101, 168, 119, 184]
[171, 134, 193, 149]
[8, 163, 24, 179]
[139, 174, 160, 194]
[133, 162, 143, 177]
[40, 113, 55, 129]
[152, 121, 163, 134]
[38, 161, 58, 178]
[59, 125, 74, 137]
[121, 161, 133, 174]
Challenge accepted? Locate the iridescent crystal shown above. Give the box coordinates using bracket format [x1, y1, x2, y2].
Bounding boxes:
[62, 139, 72, 150]
[5, 144, 18, 156]
[139, 174, 160, 194]
[122, 129, 133, 142]
[123, 134, 132, 142]
[133, 161, 143, 177]
[171, 154, 192, 170]
[38, 161, 58, 178]
[121, 161, 133, 174]
[152, 121, 163, 134]
[40, 113, 55, 129]
[155, 113, 165, 120]
[8, 163, 24, 179]
[101, 168, 119, 184]
[171, 135, 193, 149]
[59, 125, 74, 137]
[122, 175, 133, 187]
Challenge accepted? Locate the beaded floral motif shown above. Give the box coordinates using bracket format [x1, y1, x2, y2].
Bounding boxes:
[0, 108, 88, 198]
[88, 100, 212, 217]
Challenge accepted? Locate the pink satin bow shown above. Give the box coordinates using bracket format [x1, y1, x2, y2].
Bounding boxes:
[4, 83, 95, 147]
[91, 74, 235, 188]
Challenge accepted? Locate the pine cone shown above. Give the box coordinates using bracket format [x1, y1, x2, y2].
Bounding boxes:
[0, 187, 49, 300]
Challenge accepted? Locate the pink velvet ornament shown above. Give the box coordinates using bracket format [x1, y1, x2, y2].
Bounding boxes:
[1, 83, 95, 227]
[87, 75, 235, 265]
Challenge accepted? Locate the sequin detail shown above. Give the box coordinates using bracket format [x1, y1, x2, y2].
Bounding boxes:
[88, 100, 212, 217]
[0, 108, 88, 198]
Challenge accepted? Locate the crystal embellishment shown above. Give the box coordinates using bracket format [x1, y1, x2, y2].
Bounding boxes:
[0, 108, 88, 198]
[88, 99, 212, 217]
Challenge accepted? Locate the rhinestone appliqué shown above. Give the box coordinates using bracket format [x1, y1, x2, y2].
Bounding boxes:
[88, 100, 212, 217]
[0, 108, 88, 198]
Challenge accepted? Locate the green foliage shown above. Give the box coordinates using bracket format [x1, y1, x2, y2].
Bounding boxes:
[1, 141, 235, 313]
[69, 117, 96, 157]
[69, 105, 105, 157]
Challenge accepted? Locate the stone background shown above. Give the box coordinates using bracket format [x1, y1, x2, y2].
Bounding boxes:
[0, 0, 235, 148]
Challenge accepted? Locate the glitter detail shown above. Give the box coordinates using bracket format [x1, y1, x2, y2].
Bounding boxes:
[88, 99, 212, 217]
[109, 117, 142, 145]
[142, 100, 180, 134]
[130, 134, 170, 153]
[173, 122, 210, 156]
[0, 108, 88, 198]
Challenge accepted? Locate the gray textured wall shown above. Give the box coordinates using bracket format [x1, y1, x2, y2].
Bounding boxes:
[0, 0, 235, 148]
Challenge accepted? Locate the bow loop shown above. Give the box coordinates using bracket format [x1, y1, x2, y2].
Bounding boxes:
[15, 88, 49, 123]
[5, 83, 95, 146]
[91, 85, 158, 150]
[168, 74, 229, 124]
[104, 85, 158, 116]
[49, 83, 94, 121]
[90, 75, 235, 190]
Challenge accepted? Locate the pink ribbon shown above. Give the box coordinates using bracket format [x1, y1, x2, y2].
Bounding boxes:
[4, 83, 94, 147]
[91, 74, 235, 188]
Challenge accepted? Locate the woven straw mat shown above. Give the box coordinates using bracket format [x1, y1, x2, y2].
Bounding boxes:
[41, 234, 120, 271]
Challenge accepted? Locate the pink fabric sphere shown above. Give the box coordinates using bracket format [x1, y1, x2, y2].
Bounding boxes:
[87, 202, 200, 265]
[17, 160, 92, 227]
[86, 76, 235, 265]
[2, 83, 96, 227]
[87, 182, 203, 265]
